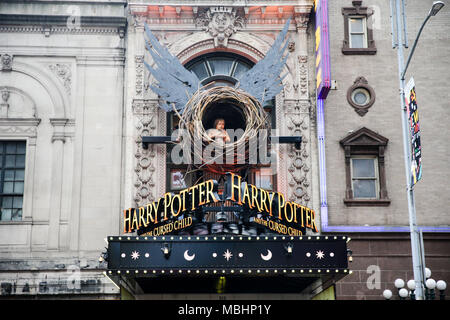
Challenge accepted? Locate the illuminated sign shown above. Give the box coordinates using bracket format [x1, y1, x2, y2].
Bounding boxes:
[123, 173, 318, 236]
[315, 0, 331, 99]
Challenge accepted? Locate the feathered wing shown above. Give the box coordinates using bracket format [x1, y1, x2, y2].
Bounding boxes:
[144, 23, 200, 112]
[236, 18, 291, 104]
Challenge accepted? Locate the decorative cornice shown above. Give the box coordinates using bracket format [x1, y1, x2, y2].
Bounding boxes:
[0, 15, 127, 37]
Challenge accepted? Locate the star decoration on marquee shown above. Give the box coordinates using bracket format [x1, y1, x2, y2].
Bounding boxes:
[131, 251, 140, 260]
[223, 249, 233, 261]
[316, 250, 325, 260]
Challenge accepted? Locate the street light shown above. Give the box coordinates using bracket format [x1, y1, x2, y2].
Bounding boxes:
[391, 0, 445, 300]
[429, 1, 445, 16]
[384, 270, 447, 300]
[436, 280, 447, 300]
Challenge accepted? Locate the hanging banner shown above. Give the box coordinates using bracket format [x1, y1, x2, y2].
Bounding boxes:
[315, 0, 331, 99]
[405, 77, 422, 186]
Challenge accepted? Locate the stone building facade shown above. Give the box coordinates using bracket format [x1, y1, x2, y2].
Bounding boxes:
[0, 0, 448, 300]
[324, 0, 450, 299]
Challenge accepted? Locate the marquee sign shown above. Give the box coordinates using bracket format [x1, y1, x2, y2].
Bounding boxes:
[106, 236, 349, 274]
[123, 172, 319, 237]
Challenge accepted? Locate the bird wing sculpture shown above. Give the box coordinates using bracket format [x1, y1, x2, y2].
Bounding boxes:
[236, 18, 291, 105]
[143, 18, 291, 112]
[144, 23, 200, 112]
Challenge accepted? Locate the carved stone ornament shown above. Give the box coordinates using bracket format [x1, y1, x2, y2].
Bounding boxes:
[347, 76, 375, 116]
[48, 64, 72, 95]
[133, 99, 158, 207]
[195, 7, 245, 48]
[1, 54, 13, 71]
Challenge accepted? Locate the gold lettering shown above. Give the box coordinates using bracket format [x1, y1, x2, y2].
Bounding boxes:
[138, 206, 147, 228]
[146, 203, 157, 225]
[230, 173, 242, 204]
[277, 192, 285, 220]
[284, 201, 294, 223]
[310, 210, 319, 233]
[205, 180, 219, 204]
[179, 189, 188, 212]
[171, 194, 182, 217]
[241, 183, 252, 208]
[267, 192, 275, 217]
[190, 184, 199, 211]
[163, 192, 172, 221]
[250, 184, 261, 211]
[198, 182, 206, 206]
[130, 208, 139, 232]
[123, 208, 132, 233]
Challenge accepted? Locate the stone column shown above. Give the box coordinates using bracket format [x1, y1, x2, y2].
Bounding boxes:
[47, 118, 68, 250]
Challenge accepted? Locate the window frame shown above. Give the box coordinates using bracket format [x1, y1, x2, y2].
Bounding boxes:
[0, 140, 26, 221]
[350, 156, 379, 199]
[348, 16, 368, 49]
[340, 127, 390, 207]
[342, 1, 377, 55]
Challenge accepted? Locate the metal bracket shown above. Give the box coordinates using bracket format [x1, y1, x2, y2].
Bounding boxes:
[142, 136, 302, 150]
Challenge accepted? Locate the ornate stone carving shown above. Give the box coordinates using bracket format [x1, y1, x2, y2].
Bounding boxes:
[48, 64, 72, 96]
[135, 56, 144, 97]
[1, 90, 10, 117]
[285, 100, 312, 206]
[133, 99, 159, 207]
[298, 56, 309, 99]
[195, 7, 245, 47]
[1, 54, 13, 71]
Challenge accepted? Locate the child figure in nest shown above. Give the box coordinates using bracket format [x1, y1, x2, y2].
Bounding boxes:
[206, 118, 231, 144]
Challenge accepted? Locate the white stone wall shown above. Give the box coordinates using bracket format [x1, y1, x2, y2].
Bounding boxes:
[0, 0, 126, 297]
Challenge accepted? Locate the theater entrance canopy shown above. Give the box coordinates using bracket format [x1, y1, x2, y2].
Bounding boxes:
[105, 235, 349, 298]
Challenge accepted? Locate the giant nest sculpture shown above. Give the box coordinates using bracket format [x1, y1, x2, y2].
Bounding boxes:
[144, 19, 291, 174]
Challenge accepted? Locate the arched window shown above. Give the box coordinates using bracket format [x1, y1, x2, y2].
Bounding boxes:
[185, 53, 253, 87]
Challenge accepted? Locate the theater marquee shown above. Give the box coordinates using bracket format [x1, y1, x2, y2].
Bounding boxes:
[123, 172, 319, 237]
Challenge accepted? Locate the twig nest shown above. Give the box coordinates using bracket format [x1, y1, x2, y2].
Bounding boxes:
[176, 86, 270, 174]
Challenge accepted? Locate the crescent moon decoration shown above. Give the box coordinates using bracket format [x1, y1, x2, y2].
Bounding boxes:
[260, 250, 273, 261]
[183, 250, 195, 261]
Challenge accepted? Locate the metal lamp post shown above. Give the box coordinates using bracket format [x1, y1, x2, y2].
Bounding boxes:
[391, 0, 445, 300]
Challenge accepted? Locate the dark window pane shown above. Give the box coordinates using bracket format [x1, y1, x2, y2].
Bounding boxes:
[353, 179, 376, 198]
[2, 196, 12, 208]
[6, 143, 16, 154]
[15, 169, 25, 181]
[4, 170, 14, 181]
[208, 58, 233, 76]
[14, 182, 24, 194]
[11, 209, 21, 221]
[1, 209, 12, 221]
[13, 196, 23, 208]
[17, 143, 26, 154]
[190, 62, 209, 80]
[5, 155, 15, 167]
[352, 159, 375, 178]
[3, 182, 13, 193]
[16, 155, 25, 167]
